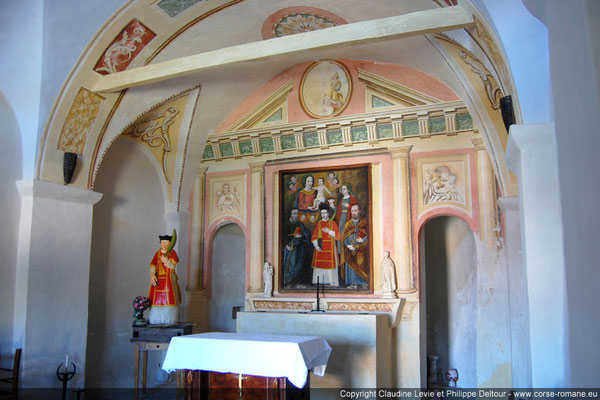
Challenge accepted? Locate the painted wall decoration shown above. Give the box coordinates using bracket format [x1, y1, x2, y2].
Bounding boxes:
[122, 94, 189, 188]
[273, 13, 336, 37]
[415, 155, 471, 217]
[94, 19, 156, 75]
[157, 0, 204, 18]
[262, 7, 347, 40]
[279, 165, 371, 292]
[58, 88, 105, 155]
[207, 175, 246, 224]
[299, 61, 352, 119]
[423, 165, 463, 206]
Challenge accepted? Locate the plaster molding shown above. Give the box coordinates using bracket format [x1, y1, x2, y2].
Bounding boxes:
[227, 80, 293, 131]
[497, 196, 519, 213]
[358, 69, 441, 106]
[16, 180, 103, 205]
[389, 146, 412, 159]
[471, 137, 486, 151]
[505, 123, 556, 176]
[248, 161, 266, 172]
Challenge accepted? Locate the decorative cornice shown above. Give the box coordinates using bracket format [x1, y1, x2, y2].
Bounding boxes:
[248, 161, 266, 172]
[389, 146, 413, 159]
[17, 180, 103, 205]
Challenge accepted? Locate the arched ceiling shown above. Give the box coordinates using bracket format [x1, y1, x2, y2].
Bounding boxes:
[38, 0, 518, 211]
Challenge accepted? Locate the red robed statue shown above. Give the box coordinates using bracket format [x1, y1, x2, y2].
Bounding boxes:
[148, 230, 181, 324]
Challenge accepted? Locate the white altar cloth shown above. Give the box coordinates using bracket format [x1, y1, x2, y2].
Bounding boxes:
[162, 332, 332, 388]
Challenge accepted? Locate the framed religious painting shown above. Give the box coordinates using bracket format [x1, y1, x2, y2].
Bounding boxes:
[279, 164, 372, 293]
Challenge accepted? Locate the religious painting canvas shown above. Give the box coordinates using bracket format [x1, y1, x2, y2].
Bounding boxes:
[279, 165, 372, 292]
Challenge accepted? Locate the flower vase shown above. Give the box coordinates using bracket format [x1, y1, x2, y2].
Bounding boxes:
[132, 309, 147, 326]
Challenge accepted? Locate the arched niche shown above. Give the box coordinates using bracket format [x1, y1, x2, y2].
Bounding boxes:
[87, 136, 168, 387]
[209, 221, 247, 332]
[419, 215, 477, 388]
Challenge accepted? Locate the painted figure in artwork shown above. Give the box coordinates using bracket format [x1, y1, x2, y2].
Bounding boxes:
[335, 184, 359, 255]
[296, 174, 316, 211]
[423, 166, 462, 205]
[311, 177, 335, 210]
[336, 184, 359, 228]
[283, 208, 312, 285]
[286, 175, 299, 193]
[148, 232, 181, 324]
[326, 172, 340, 188]
[341, 204, 369, 288]
[311, 204, 341, 286]
[217, 183, 239, 212]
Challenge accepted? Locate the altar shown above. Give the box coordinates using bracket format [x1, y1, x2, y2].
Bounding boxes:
[162, 332, 331, 399]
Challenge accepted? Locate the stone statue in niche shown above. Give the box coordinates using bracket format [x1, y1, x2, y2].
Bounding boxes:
[380, 251, 397, 298]
[263, 262, 273, 297]
[148, 230, 181, 324]
[216, 183, 240, 213]
[423, 166, 462, 205]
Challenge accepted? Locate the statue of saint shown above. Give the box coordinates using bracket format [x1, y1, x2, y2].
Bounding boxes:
[380, 251, 397, 298]
[148, 232, 181, 324]
[263, 262, 273, 297]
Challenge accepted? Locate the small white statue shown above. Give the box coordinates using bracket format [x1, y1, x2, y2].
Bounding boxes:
[380, 251, 397, 298]
[263, 262, 273, 297]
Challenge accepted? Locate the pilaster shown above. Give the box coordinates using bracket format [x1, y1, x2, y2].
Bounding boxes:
[15, 180, 102, 388]
[390, 146, 416, 294]
[248, 162, 265, 293]
[472, 138, 498, 248]
[188, 167, 207, 292]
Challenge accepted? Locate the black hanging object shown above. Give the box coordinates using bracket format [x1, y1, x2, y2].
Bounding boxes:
[500, 95, 515, 133]
[63, 152, 78, 184]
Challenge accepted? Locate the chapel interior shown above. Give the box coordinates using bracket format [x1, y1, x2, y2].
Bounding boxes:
[1, 0, 599, 394]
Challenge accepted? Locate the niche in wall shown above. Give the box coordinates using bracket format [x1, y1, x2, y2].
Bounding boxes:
[422, 216, 476, 388]
[210, 223, 246, 332]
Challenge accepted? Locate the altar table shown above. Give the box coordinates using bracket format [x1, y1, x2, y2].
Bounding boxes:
[162, 332, 331, 398]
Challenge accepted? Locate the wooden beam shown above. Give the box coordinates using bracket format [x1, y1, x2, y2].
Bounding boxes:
[92, 7, 474, 93]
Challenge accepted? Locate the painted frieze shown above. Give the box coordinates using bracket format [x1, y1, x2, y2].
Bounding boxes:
[253, 301, 313, 311]
[58, 88, 105, 155]
[157, 0, 204, 18]
[94, 19, 156, 75]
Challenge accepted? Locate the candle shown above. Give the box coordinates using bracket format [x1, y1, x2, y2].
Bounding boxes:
[65, 355, 69, 368]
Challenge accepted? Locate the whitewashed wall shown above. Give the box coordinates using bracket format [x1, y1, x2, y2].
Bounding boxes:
[0, 93, 23, 352]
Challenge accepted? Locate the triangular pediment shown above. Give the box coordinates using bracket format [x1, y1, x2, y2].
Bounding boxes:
[227, 79, 293, 131]
[359, 69, 442, 112]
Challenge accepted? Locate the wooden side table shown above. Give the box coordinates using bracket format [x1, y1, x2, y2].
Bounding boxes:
[131, 324, 193, 400]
